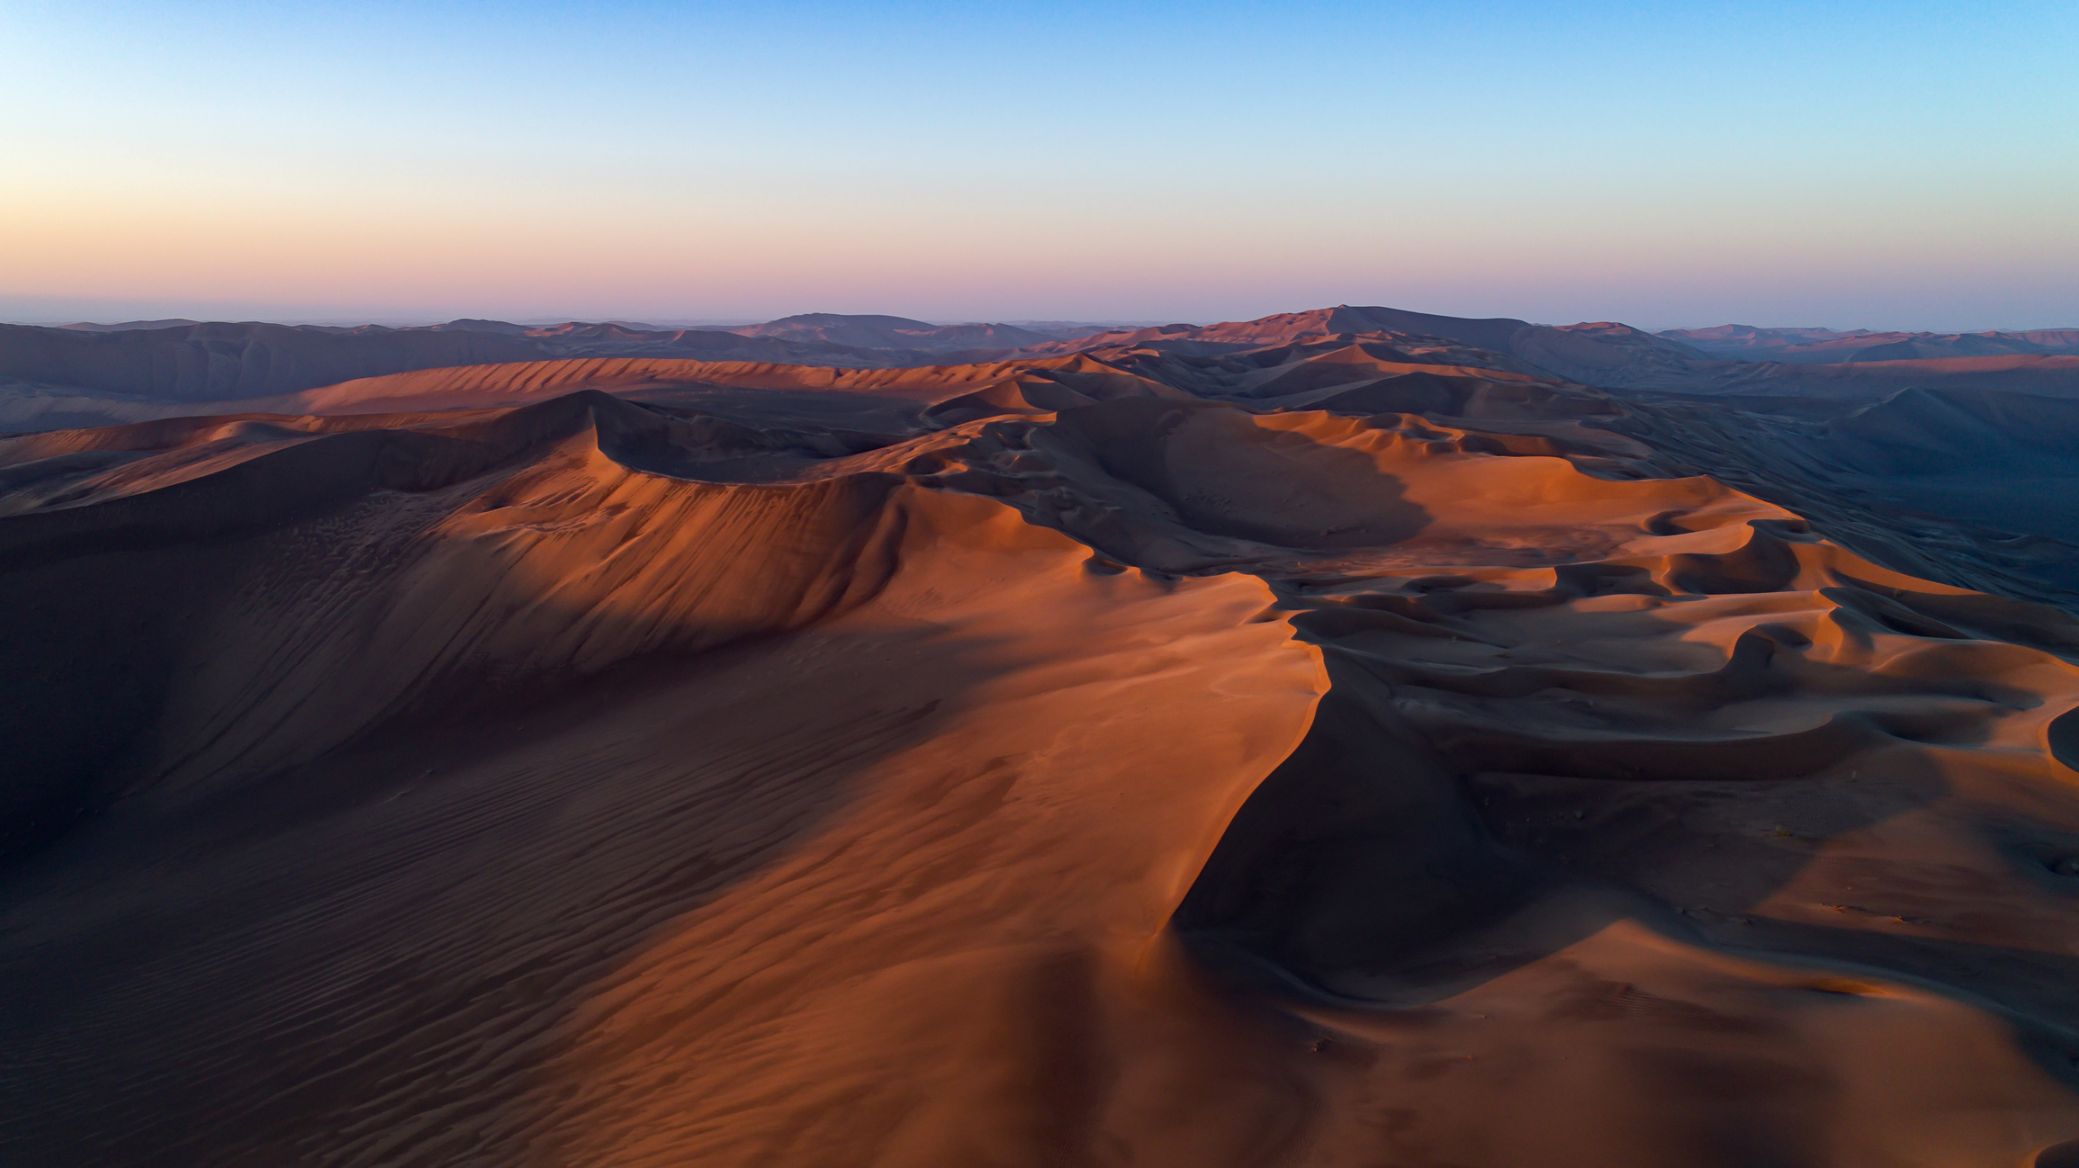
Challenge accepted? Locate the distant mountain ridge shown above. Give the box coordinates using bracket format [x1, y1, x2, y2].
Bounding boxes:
[54, 319, 207, 333]
[0, 314, 1067, 402]
[1662, 323, 2079, 364]
[724, 312, 1057, 351]
[6, 305, 2079, 422]
[1040, 306, 2079, 398]
[1032, 304, 1724, 389]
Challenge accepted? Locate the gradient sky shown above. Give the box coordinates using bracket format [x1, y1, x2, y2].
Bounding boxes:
[5, 0, 2076, 329]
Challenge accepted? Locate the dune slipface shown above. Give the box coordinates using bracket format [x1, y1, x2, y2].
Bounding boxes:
[3, 334, 2079, 1167]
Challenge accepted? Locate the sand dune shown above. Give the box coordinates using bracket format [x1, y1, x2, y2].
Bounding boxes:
[3, 316, 2079, 1165]
[1614, 385, 2079, 609]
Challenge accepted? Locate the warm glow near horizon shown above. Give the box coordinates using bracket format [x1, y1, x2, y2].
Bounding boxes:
[6, 0, 2077, 330]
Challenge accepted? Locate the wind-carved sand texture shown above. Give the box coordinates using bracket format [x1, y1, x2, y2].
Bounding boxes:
[3, 324, 2079, 1166]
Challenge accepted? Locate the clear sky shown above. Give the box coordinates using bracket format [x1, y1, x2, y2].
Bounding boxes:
[4, 0, 2076, 329]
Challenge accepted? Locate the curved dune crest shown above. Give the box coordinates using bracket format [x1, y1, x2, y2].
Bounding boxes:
[4, 332, 2079, 1166]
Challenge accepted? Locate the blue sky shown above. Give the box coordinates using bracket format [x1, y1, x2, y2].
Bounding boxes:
[4, 0, 2075, 328]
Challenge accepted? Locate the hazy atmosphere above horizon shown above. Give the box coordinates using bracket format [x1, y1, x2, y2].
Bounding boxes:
[6, 0, 2077, 329]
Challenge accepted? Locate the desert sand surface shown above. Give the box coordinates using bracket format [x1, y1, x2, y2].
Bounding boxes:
[3, 317, 2079, 1166]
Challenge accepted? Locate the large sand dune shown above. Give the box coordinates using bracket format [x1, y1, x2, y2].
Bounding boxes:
[3, 322, 2079, 1165]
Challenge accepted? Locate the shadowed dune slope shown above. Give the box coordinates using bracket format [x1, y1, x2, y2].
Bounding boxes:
[1612, 386, 2079, 610]
[3, 337, 2079, 1166]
